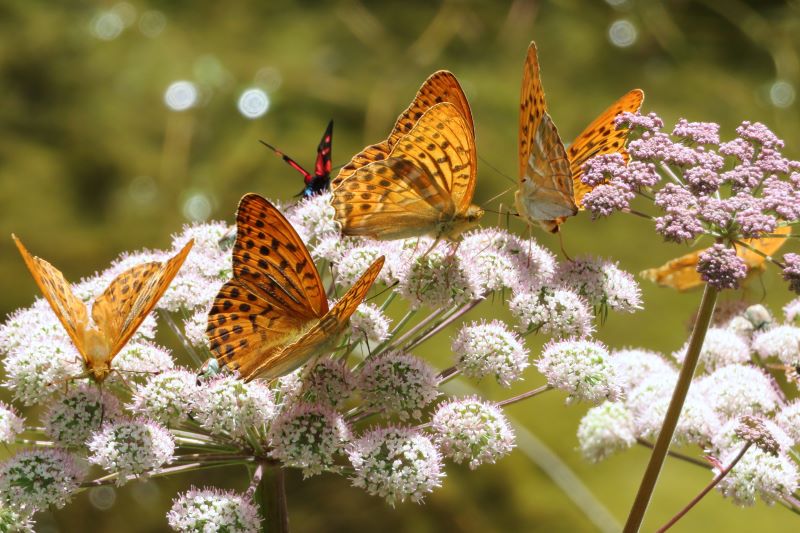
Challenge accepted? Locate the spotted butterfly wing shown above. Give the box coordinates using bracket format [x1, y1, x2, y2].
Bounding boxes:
[641, 226, 791, 291]
[333, 70, 473, 187]
[13, 235, 193, 380]
[12, 235, 89, 355]
[516, 42, 577, 231]
[207, 193, 384, 381]
[567, 89, 644, 208]
[92, 240, 194, 357]
[331, 102, 481, 241]
[260, 120, 334, 198]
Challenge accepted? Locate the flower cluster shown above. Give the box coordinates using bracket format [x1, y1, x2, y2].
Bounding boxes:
[579, 303, 800, 506]
[583, 114, 800, 291]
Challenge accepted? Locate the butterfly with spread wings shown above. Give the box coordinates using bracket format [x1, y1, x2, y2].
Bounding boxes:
[13, 235, 194, 382]
[516, 41, 644, 233]
[331, 71, 483, 241]
[261, 120, 334, 198]
[641, 226, 791, 291]
[207, 193, 384, 381]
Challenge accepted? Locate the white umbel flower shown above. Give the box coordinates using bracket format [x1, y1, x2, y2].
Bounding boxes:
[0, 449, 83, 509]
[87, 418, 175, 485]
[451, 320, 529, 387]
[537, 339, 621, 403]
[348, 426, 443, 506]
[167, 487, 260, 533]
[129, 369, 199, 425]
[357, 351, 439, 420]
[577, 401, 637, 462]
[672, 327, 751, 370]
[716, 448, 799, 506]
[431, 397, 514, 469]
[695, 365, 779, 418]
[43, 385, 122, 447]
[752, 325, 800, 365]
[0, 402, 25, 444]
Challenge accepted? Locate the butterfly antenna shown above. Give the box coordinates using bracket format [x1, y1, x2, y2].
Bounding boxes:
[558, 230, 573, 262]
[478, 155, 516, 185]
[367, 280, 399, 302]
[480, 186, 514, 209]
[259, 140, 312, 179]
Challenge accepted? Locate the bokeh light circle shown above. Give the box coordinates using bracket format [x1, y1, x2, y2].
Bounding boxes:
[182, 192, 212, 221]
[770, 80, 795, 108]
[608, 19, 637, 47]
[89, 486, 117, 510]
[237, 88, 270, 119]
[164, 81, 198, 111]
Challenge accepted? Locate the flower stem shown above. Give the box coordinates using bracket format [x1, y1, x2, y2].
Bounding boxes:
[655, 443, 752, 532]
[260, 465, 289, 533]
[623, 284, 718, 533]
[496, 384, 552, 407]
[635, 439, 709, 469]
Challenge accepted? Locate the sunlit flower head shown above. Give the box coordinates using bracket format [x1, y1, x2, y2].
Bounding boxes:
[556, 256, 642, 314]
[577, 401, 636, 462]
[167, 487, 260, 533]
[87, 418, 175, 485]
[610, 349, 675, 393]
[451, 320, 529, 387]
[509, 288, 594, 339]
[672, 327, 751, 371]
[695, 365, 779, 419]
[357, 351, 439, 420]
[194, 376, 276, 438]
[2, 341, 83, 406]
[350, 302, 391, 344]
[43, 384, 122, 447]
[398, 246, 478, 309]
[715, 448, 798, 507]
[752, 325, 800, 365]
[537, 339, 621, 403]
[0, 402, 25, 444]
[0, 448, 83, 510]
[268, 402, 350, 477]
[129, 369, 199, 426]
[431, 397, 514, 469]
[347, 426, 443, 506]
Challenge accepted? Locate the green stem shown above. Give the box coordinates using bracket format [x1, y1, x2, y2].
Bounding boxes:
[656, 443, 752, 532]
[623, 284, 718, 533]
[496, 385, 552, 407]
[260, 465, 289, 533]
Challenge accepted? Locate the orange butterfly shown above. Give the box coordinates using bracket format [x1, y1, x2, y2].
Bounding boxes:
[641, 226, 791, 291]
[13, 235, 194, 382]
[515, 41, 644, 232]
[331, 72, 482, 241]
[207, 193, 384, 381]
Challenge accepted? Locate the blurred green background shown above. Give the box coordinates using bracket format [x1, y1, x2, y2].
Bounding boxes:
[1, 0, 799, 531]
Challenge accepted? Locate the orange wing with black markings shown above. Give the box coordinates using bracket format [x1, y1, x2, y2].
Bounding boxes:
[331, 102, 482, 241]
[567, 89, 644, 208]
[207, 194, 384, 381]
[333, 70, 473, 187]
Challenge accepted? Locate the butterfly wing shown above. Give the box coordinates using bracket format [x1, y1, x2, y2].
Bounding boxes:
[641, 226, 791, 291]
[92, 240, 194, 359]
[333, 70, 472, 187]
[247, 256, 385, 381]
[332, 102, 476, 239]
[640, 249, 706, 292]
[738, 225, 791, 269]
[567, 89, 644, 208]
[517, 42, 577, 227]
[516, 112, 577, 223]
[207, 194, 329, 377]
[519, 41, 548, 181]
[12, 235, 89, 358]
[386, 101, 477, 213]
[314, 120, 334, 181]
[332, 157, 453, 239]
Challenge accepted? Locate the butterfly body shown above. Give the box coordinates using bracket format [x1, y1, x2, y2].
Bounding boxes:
[207, 193, 384, 382]
[517, 41, 643, 232]
[261, 120, 333, 198]
[13, 235, 194, 383]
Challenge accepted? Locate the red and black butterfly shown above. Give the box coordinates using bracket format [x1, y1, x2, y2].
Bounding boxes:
[260, 120, 333, 198]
